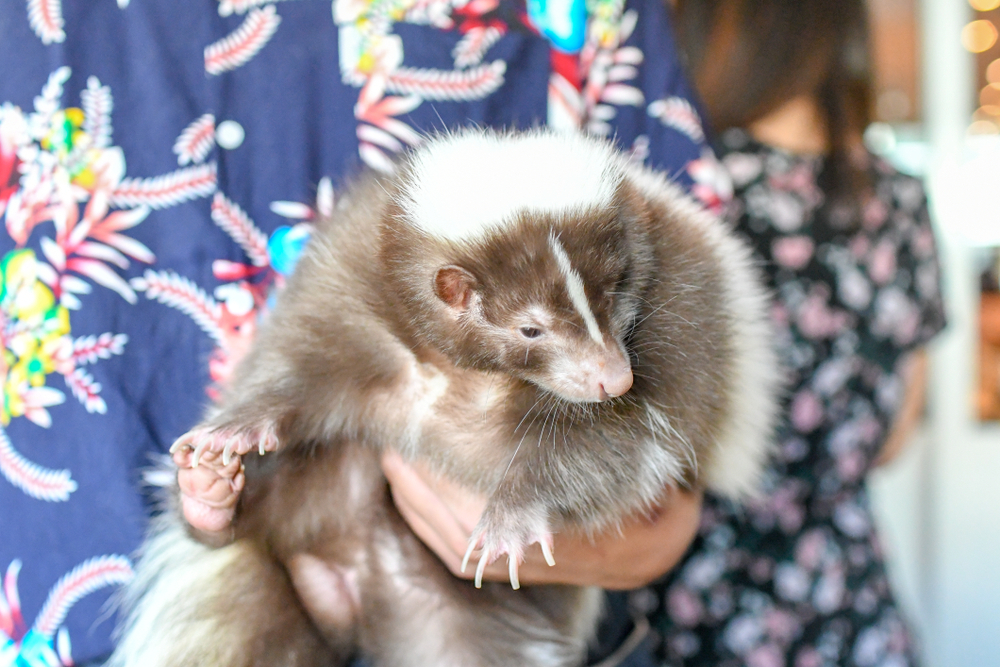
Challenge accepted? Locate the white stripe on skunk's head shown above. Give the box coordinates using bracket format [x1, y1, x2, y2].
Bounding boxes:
[396, 129, 623, 243]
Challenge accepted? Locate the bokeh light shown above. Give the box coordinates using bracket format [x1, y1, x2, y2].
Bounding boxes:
[970, 0, 1000, 11]
[981, 84, 1000, 106]
[962, 20, 999, 53]
[863, 122, 897, 155]
[968, 119, 1000, 134]
[988, 59, 1000, 84]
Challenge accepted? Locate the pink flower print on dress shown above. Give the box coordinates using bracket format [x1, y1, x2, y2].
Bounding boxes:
[833, 501, 871, 538]
[771, 236, 815, 270]
[667, 586, 705, 627]
[849, 234, 870, 259]
[773, 562, 811, 602]
[790, 389, 824, 433]
[852, 625, 891, 667]
[723, 615, 766, 654]
[763, 191, 806, 233]
[779, 436, 809, 463]
[721, 152, 763, 188]
[748, 557, 775, 584]
[793, 528, 828, 571]
[764, 608, 802, 644]
[794, 647, 823, 667]
[862, 197, 889, 231]
[812, 355, 857, 397]
[796, 286, 852, 339]
[871, 287, 920, 346]
[868, 239, 897, 285]
[768, 163, 822, 207]
[747, 642, 785, 667]
[836, 449, 865, 482]
[912, 224, 936, 258]
[770, 302, 790, 328]
[751, 480, 807, 533]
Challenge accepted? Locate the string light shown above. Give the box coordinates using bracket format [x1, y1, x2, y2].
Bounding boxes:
[962, 20, 999, 53]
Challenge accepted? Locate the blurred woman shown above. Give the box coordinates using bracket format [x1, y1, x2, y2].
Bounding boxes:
[642, 0, 947, 664]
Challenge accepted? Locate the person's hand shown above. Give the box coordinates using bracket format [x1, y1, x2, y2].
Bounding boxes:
[381, 450, 703, 590]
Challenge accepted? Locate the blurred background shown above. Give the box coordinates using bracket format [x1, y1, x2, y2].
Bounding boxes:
[863, 0, 1000, 664]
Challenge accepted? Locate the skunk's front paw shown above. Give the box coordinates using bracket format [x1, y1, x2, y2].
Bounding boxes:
[461, 507, 554, 590]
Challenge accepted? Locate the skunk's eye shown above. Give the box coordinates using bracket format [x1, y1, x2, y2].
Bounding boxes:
[519, 326, 543, 339]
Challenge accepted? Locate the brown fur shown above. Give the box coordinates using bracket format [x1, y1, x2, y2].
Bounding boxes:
[114, 131, 776, 667]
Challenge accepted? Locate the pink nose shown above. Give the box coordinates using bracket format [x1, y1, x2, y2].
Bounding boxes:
[599, 368, 633, 399]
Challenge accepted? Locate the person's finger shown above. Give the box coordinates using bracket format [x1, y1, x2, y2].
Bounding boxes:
[387, 470, 488, 569]
[382, 451, 485, 531]
[413, 468, 485, 533]
[391, 487, 509, 581]
[391, 489, 465, 572]
[382, 452, 477, 537]
[385, 455, 511, 582]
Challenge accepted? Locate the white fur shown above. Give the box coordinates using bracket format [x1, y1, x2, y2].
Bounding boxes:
[402, 359, 451, 452]
[548, 233, 604, 345]
[624, 164, 783, 499]
[570, 586, 606, 647]
[643, 405, 698, 482]
[398, 130, 619, 242]
[107, 513, 252, 667]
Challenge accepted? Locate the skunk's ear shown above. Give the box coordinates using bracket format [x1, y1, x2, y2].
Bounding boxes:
[434, 265, 478, 311]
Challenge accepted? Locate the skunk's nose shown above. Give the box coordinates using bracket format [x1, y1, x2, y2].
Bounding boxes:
[599, 368, 633, 399]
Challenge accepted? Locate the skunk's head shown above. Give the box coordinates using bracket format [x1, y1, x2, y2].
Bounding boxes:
[390, 128, 653, 401]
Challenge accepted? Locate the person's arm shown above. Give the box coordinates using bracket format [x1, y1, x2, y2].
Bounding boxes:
[873, 349, 929, 467]
[381, 451, 703, 590]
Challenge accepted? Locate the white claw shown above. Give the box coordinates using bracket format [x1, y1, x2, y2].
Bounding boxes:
[540, 540, 556, 567]
[169, 434, 190, 454]
[461, 539, 477, 574]
[474, 554, 488, 589]
[508, 557, 520, 590]
[191, 441, 209, 468]
[222, 440, 235, 466]
[259, 438, 267, 456]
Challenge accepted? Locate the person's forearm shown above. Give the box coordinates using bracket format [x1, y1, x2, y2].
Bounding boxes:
[874, 350, 928, 467]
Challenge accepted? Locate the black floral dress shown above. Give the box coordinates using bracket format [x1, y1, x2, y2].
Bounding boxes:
[644, 130, 947, 667]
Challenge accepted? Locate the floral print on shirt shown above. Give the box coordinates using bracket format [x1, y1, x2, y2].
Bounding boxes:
[644, 129, 946, 667]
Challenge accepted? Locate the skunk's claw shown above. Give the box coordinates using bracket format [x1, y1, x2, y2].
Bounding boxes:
[462, 512, 555, 590]
[171, 422, 280, 467]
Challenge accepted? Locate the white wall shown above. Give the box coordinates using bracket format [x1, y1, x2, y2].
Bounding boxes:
[869, 2, 1000, 665]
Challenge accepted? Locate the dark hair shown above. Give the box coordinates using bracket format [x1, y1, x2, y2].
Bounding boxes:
[674, 0, 873, 197]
